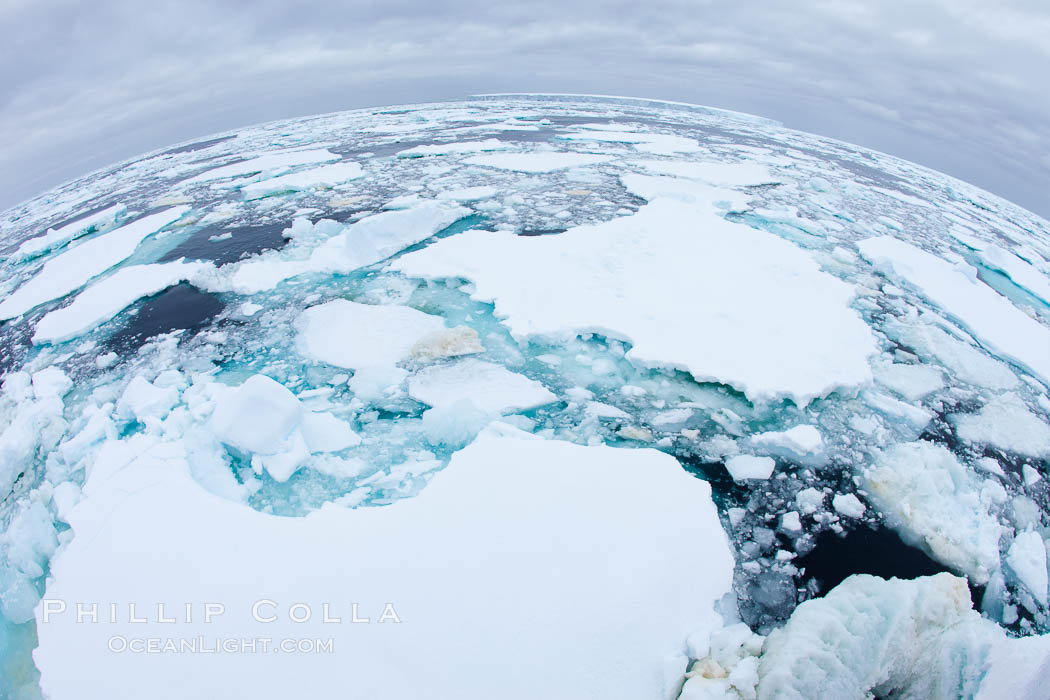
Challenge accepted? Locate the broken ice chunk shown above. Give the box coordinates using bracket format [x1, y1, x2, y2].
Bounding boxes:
[117, 376, 179, 423]
[725, 455, 775, 481]
[750, 424, 825, 465]
[298, 299, 446, 370]
[300, 411, 361, 453]
[864, 441, 1003, 584]
[832, 493, 867, 519]
[950, 393, 1050, 459]
[760, 573, 1047, 698]
[1005, 530, 1048, 608]
[211, 375, 303, 456]
[408, 359, 556, 414]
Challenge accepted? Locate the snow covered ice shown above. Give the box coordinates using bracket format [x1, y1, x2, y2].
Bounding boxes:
[1, 94, 1050, 698]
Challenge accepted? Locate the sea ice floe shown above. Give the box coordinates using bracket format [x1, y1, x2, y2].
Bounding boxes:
[31, 260, 210, 344]
[969, 242, 1050, 305]
[950, 392, 1050, 459]
[393, 178, 875, 406]
[634, 159, 780, 187]
[558, 129, 703, 155]
[463, 152, 613, 172]
[871, 361, 945, 401]
[749, 425, 825, 465]
[240, 162, 365, 199]
[396, 139, 508, 157]
[180, 148, 340, 185]
[13, 202, 126, 261]
[0, 207, 188, 321]
[229, 201, 469, 293]
[297, 299, 447, 370]
[34, 427, 733, 700]
[408, 358, 556, 414]
[859, 235, 1050, 385]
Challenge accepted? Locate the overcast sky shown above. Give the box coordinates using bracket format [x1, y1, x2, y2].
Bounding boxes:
[1, 0, 1048, 217]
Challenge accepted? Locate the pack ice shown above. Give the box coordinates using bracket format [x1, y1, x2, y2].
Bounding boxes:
[0, 95, 1049, 699]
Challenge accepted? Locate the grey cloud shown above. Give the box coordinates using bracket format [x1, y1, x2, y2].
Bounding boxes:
[1, 0, 1048, 217]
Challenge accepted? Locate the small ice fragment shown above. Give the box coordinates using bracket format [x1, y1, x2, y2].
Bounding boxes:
[211, 375, 303, 455]
[780, 512, 802, 532]
[795, 488, 825, 515]
[300, 412, 361, 453]
[725, 455, 775, 481]
[1006, 531, 1048, 607]
[832, 493, 866, 519]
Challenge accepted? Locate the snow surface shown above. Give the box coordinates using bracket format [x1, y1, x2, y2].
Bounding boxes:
[34, 427, 734, 700]
[0, 207, 188, 320]
[393, 177, 875, 405]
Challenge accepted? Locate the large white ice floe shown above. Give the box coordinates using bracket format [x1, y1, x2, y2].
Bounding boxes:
[34, 427, 733, 700]
[393, 178, 875, 406]
[0, 207, 188, 320]
[634, 159, 781, 187]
